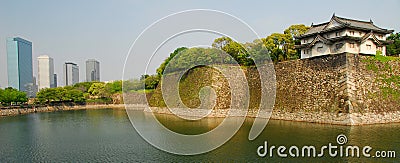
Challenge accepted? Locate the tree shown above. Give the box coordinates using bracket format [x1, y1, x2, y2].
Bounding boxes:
[105, 80, 122, 94]
[243, 39, 270, 64]
[387, 32, 400, 56]
[65, 89, 85, 103]
[88, 83, 108, 98]
[262, 33, 294, 61]
[1, 87, 27, 105]
[144, 75, 160, 90]
[262, 24, 310, 61]
[36, 86, 86, 104]
[0, 88, 4, 105]
[212, 37, 253, 66]
[156, 47, 188, 77]
[284, 24, 310, 43]
[73, 82, 99, 93]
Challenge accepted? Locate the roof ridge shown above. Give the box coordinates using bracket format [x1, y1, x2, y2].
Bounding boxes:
[311, 22, 329, 27]
[334, 15, 372, 24]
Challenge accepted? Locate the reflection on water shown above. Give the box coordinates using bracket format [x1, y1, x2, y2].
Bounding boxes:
[154, 113, 224, 135]
[0, 109, 398, 162]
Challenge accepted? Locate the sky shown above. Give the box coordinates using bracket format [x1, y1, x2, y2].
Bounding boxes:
[0, 0, 399, 88]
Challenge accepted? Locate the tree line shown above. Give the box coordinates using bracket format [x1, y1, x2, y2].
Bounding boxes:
[0, 87, 28, 106]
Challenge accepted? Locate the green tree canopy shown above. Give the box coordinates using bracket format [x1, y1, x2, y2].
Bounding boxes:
[144, 75, 160, 90]
[156, 47, 188, 77]
[284, 24, 310, 42]
[212, 37, 253, 66]
[105, 80, 122, 94]
[387, 32, 400, 56]
[262, 24, 310, 61]
[73, 82, 100, 92]
[0, 88, 4, 104]
[0, 87, 28, 105]
[36, 87, 85, 104]
[88, 82, 108, 97]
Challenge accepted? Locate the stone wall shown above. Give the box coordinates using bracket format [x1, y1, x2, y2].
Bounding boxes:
[273, 53, 400, 125]
[0, 104, 144, 117]
[274, 54, 347, 113]
[147, 53, 400, 125]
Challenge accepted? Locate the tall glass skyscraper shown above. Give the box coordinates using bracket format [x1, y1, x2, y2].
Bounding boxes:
[64, 62, 79, 86]
[6, 37, 34, 96]
[86, 59, 100, 82]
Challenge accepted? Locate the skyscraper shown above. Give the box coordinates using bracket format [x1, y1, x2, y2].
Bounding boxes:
[53, 74, 58, 88]
[37, 55, 55, 90]
[86, 59, 100, 82]
[6, 37, 33, 95]
[64, 62, 79, 86]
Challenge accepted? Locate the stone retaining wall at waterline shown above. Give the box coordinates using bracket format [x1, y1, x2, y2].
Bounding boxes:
[0, 104, 144, 117]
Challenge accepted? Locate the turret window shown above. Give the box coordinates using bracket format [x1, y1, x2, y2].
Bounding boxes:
[317, 46, 323, 52]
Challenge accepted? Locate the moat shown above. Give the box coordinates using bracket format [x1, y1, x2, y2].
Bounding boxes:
[0, 109, 398, 162]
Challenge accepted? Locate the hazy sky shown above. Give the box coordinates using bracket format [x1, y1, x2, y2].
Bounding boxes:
[0, 0, 399, 88]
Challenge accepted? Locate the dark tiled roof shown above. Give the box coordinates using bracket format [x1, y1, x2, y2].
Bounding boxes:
[334, 16, 386, 31]
[303, 23, 327, 35]
[297, 15, 393, 38]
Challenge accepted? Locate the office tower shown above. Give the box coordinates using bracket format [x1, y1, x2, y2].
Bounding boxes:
[64, 62, 79, 86]
[53, 74, 57, 88]
[26, 77, 38, 97]
[6, 37, 33, 95]
[37, 55, 55, 90]
[86, 59, 100, 82]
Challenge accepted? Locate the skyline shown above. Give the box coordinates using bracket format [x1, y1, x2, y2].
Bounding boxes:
[1, 0, 399, 88]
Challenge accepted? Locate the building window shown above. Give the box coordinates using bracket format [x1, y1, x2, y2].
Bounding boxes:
[335, 43, 343, 49]
[366, 44, 372, 50]
[304, 49, 310, 54]
[349, 31, 354, 35]
[326, 34, 330, 38]
[317, 46, 323, 52]
[359, 32, 363, 36]
[336, 32, 340, 36]
[377, 46, 382, 51]
[378, 35, 383, 39]
[350, 43, 355, 48]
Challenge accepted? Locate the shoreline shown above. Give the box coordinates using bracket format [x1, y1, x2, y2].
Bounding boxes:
[2, 105, 400, 126]
[0, 104, 145, 117]
[144, 107, 400, 126]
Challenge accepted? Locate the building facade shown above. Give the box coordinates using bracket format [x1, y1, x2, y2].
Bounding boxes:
[295, 15, 393, 59]
[85, 59, 100, 82]
[6, 37, 34, 96]
[53, 74, 58, 88]
[37, 55, 55, 90]
[64, 62, 79, 86]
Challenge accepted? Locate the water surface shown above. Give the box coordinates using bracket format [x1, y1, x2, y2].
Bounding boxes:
[0, 109, 398, 162]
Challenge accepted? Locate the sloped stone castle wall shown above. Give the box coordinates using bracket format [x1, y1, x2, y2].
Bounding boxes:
[148, 53, 400, 125]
